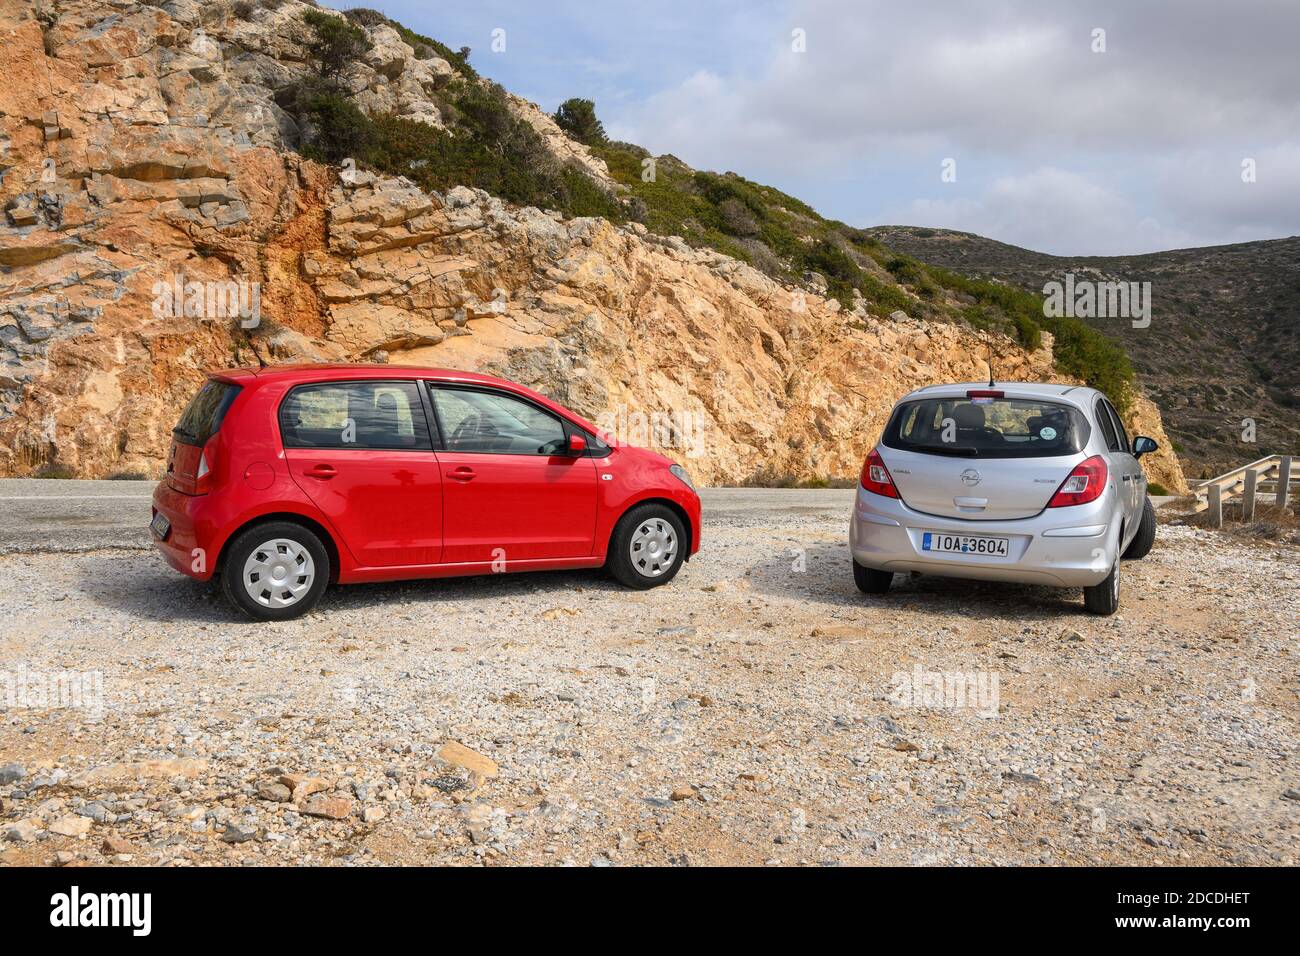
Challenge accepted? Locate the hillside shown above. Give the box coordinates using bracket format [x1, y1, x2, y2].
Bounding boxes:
[868, 227, 1300, 478]
[0, 0, 1185, 491]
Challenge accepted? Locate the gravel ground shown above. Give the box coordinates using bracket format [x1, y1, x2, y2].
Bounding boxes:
[1, 497, 1296, 867]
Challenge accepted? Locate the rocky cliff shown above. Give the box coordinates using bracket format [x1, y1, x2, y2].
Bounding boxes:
[0, 0, 1187, 492]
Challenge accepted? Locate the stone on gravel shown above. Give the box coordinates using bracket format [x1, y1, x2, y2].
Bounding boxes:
[4, 820, 41, 843]
[258, 783, 292, 803]
[222, 823, 257, 843]
[280, 774, 329, 803]
[101, 836, 134, 856]
[437, 742, 499, 779]
[300, 795, 353, 820]
[49, 815, 93, 837]
[68, 759, 207, 790]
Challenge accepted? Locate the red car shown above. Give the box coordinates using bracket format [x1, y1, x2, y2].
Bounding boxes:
[151, 365, 701, 620]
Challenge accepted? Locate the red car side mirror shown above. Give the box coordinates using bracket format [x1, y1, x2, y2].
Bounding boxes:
[567, 433, 587, 455]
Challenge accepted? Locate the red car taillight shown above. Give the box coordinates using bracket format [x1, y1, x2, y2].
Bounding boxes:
[194, 436, 219, 495]
[1047, 455, 1107, 507]
[859, 448, 899, 498]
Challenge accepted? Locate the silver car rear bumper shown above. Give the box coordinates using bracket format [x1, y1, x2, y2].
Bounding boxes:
[849, 484, 1120, 588]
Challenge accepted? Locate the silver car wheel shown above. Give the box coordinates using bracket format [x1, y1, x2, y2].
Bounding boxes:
[630, 519, 677, 578]
[243, 538, 315, 609]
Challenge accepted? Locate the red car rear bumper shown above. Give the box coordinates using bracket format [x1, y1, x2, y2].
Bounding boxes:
[151, 482, 218, 581]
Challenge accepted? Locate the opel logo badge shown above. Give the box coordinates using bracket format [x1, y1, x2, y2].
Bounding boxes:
[960, 468, 981, 487]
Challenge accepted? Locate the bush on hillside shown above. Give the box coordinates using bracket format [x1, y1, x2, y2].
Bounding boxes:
[553, 98, 608, 147]
[290, 70, 622, 218]
[718, 197, 760, 236]
[1038, 314, 1135, 412]
[292, 80, 372, 163]
[303, 8, 371, 82]
[341, 7, 387, 28]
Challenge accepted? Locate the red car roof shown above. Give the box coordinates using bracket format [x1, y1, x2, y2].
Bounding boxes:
[209, 364, 610, 443]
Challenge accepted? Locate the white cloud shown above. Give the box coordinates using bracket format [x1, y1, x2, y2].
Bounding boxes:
[880, 168, 1201, 256]
[609, 0, 1300, 253]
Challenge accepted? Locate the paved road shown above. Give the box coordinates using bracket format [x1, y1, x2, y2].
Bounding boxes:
[0, 479, 159, 554]
[0, 479, 858, 554]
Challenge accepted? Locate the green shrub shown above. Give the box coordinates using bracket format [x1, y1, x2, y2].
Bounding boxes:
[293, 81, 372, 163]
[857, 273, 914, 314]
[1039, 313, 1135, 412]
[303, 8, 371, 82]
[34, 463, 77, 479]
[553, 98, 608, 147]
[558, 167, 623, 219]
[804, 239, 869, 309]
[960, 302, 1042, 351]
[291, 73, 621, 218]
[1147, 482, 1169, 496]
[718, 198, 759, 236]
[1011, 313, 1043, 350]
[341, 7, 387, 28]
[885, 256, 926, 286]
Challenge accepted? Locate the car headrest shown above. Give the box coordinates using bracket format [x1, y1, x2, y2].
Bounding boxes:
[952, 403, 986, 429]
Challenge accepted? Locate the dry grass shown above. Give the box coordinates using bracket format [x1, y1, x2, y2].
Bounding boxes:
[1172, 500, 1300, 545]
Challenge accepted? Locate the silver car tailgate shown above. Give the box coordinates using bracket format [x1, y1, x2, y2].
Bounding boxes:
[877, 447, 1084, 521]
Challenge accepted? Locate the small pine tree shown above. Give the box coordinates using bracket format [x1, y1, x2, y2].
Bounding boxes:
[553, 98, 607, 147]
[303, 9, 372, 83]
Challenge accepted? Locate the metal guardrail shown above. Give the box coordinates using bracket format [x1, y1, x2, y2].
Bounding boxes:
[1191, 455, 1295, 526]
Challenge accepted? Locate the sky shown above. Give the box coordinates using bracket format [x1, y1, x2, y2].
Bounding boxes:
[336, 0, 1300, 256]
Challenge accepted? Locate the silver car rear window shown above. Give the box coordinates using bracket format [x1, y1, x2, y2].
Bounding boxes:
[882, 397, 1091, 458]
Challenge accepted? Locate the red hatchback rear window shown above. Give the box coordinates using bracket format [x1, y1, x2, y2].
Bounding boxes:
[173, 380, 241, 447]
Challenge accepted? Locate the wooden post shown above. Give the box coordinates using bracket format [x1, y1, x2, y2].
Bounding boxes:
[1207, 484, 1222, 528]
[1279, 456, 1293, 510]
[1242, 468, 1258, 522]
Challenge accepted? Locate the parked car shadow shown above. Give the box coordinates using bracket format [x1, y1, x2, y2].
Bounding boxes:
[80, 557, 623, 624]
[76, 558, 235, 624]
[319, 566, 621, 614]
[749, 542, 1091, 619]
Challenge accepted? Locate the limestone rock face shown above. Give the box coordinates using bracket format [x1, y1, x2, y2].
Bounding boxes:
[0, 0, 1185, 491]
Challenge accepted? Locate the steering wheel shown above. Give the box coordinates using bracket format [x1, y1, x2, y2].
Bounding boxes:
[451, 413, 496, 448]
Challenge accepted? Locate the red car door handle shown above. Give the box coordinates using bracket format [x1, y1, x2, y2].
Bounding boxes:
[305, 464, 337, 479]
[447, 466, 476, 481]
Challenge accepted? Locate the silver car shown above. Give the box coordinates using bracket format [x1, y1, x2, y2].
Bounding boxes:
[849, 382, 1159, 614]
